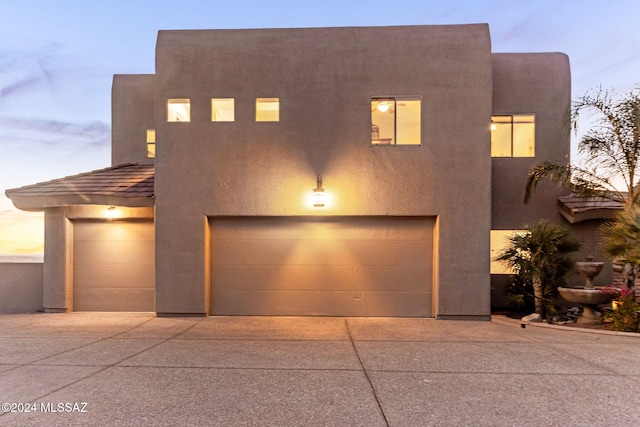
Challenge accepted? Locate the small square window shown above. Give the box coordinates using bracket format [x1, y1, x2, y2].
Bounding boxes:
[256, 98, 279, 122]
[146, 129, 156, 158]
[212, 98, 235, 122]
[371, 97, 421, 145]
[491, 115, 535, 157]
[167, 99, 190, 122]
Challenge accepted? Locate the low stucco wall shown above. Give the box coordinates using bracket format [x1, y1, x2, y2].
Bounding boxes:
[0, 263, 43, 313]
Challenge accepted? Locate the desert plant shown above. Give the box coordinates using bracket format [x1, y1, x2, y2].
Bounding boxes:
[497, 221, 582, 319]
[602, 287, 640, 332]
[525, 86, 640, 205]
[600, 205, 640, 264]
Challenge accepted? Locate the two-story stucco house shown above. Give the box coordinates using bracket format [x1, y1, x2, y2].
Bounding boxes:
[6, 24, 576, 318]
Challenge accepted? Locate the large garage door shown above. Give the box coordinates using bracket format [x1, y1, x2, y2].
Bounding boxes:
[73, 220, 155, 311]
[210, 217, 434, 317]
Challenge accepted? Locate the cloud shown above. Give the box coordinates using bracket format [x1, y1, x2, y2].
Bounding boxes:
[0, 116, 110, 149]
[0, 42, 61, 97]
[0, 39, 111, 127]
[0, 75, 44, 98]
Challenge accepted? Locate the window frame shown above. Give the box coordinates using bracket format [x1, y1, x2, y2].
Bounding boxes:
[146, 129, 156, 158]
[490, 114, 535, 157]
[371, 96, 422, 146]
[256, 97, 280, 122]
[211, 98, 235, 122]
[167, 98, 191, 122]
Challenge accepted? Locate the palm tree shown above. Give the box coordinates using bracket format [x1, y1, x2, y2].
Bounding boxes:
[498, 221, 582, 318]
[600, 204, 640, 264]
[525, 86, 640, 206]
[525, 86, 640, 293]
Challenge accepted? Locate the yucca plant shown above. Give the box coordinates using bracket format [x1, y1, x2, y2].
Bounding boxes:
[498, 221, 582, 318]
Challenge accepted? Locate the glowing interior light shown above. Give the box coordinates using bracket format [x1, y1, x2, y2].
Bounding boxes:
[490, 123, 497, 131]
[377, 102, 390, 113]
[313, 175, 325, 207]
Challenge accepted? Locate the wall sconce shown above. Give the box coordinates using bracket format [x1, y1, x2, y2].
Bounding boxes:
[313, 175, 325, 207]
[105, 206, 118, 219]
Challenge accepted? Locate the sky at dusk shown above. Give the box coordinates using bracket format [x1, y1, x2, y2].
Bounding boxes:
[1, 0, 639, 254]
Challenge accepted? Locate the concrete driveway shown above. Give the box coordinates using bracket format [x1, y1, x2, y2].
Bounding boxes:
[1, 313, 639, 426]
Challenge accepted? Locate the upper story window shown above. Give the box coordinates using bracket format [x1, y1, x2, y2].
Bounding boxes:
[256, 98, 279, 122]
[212, 98, 235, 122]
[167, 99, 191, 122]
[371, 97, 421, 145]
[146, 129, 156, 158]
[491, 115, 535, 157]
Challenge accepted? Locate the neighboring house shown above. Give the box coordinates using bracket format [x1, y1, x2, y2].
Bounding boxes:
[8, 24, 586, 318]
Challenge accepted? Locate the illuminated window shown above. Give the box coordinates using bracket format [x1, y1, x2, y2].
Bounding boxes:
[146, 129, 156, 158]
[212, 98, 235, 122]
[491, 115, 535, 157]
[490, 229, 527, 274]
[167, 99, 190, 122]
[371, 97, 421, 145]
[256, 98, 279, 122]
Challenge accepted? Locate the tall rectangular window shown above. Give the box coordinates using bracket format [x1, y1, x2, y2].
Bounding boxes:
[371, 97, 421, 145]
[212, 98, 235, 122]
[167, 99, 190, 122]
[491, 115, 535, 157]
[256, 98, 279, 122]
[146, 129, 156, 158]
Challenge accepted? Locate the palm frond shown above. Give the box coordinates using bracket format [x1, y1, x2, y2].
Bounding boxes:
[529, 86, 640, 206]
[524, 161, 571, 203]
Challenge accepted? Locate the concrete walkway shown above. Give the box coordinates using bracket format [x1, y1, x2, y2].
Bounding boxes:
[1, 313, 639, 426]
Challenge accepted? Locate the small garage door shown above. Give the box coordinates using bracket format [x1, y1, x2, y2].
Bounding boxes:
[73, 220, 155, 311]
[210, 217, 434, 317]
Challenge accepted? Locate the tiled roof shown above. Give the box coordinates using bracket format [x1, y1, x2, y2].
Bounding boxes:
[6, 163, 155, 210]
[557, 193, 624, 223]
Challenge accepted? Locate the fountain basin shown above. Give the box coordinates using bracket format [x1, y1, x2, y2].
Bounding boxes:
[558, 286, 615, 324]
[558, 287, 613, 305]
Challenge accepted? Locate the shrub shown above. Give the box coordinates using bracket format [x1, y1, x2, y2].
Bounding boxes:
[498, 221, 582, 319]
[603, 287, 640, 332]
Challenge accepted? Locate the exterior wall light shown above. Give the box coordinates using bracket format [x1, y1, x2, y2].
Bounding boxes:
[313, 175, 325, 207]
[105, 206, 118, 219]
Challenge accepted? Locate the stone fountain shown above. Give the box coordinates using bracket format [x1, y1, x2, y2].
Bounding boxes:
[558, 257, 614, 324]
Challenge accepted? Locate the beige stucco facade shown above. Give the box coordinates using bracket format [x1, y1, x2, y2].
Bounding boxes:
[6, 24, 577, 318]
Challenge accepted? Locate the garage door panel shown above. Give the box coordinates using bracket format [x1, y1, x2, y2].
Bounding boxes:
[75, 264, 155, 289]
[212, 290, 368, 316]
[74, 288, 155, 312]
[214, 265, 431, 293]
[355, 266, 431, 292]
[210, 217, 433, 317]
[74, 240, 155, 266]
[214, 240, 430, 266]
[212, 290, 432, 317]
[362, 292, 433, 317]
[75, 221, 154, 241]
[212, 218, 433, 241]
[213, 265, 357, 291]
